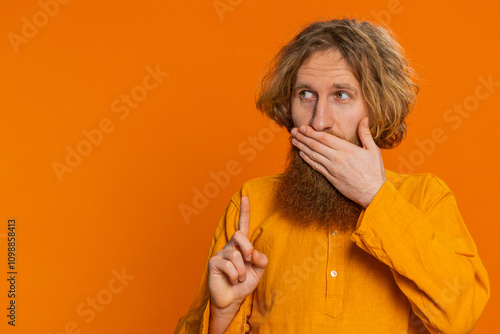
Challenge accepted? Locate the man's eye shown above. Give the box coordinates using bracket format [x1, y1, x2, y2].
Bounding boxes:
[336, 91, 350, 99]
[299, 91, 314, 99]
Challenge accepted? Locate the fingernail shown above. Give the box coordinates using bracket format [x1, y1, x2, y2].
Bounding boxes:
[246, 254, 252, 261]
[241, 275, 246, 281]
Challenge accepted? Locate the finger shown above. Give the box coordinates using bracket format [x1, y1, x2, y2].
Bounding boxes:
[231, 230, 254, 262]
[218, 249, 247, 282]
[358, 117, 377, 150]
[298, 149, 337, 182]
[238, 196, 250, 237]
[292, 136, 332, 166]
[292, 131, 336, 162]
[209, 256, 240, 285]
[251, 250, 269, 277]
[296, 125, 347, 150]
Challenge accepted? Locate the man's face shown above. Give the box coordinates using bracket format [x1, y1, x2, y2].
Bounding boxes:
[290, 48, 369, 146]
[273, 48, 368, 234]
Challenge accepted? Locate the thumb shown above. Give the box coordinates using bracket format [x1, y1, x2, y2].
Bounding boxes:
[251, 249, 268, 276]
[358, 117, 376, 150]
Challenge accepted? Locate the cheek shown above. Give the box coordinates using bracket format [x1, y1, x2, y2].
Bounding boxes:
[290, 100, 311, 126]
[334, 110, 364, 136]
[344, 104, 367, 124]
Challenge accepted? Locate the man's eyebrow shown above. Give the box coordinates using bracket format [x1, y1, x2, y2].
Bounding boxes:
[294, 82, 358, 95]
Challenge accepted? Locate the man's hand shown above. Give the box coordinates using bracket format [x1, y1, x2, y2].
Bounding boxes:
[290, 117, 386, 208]
[208, 196, 268, 312]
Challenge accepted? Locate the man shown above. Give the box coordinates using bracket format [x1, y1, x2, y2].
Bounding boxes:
[175, 18, 490, 333]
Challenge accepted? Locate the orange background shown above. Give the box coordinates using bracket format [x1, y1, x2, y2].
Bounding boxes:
[0, 0, 498, 333]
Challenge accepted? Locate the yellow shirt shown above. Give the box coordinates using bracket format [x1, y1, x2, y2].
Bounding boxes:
[175, 170, 490, 333]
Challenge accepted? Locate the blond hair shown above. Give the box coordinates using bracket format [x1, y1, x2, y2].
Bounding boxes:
[255, 18, 419, 149]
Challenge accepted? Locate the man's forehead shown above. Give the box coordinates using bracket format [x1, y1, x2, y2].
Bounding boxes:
[294, 50, 358, 87]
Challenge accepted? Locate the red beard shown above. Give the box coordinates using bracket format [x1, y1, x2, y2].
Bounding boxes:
[273, 137, 363, 234]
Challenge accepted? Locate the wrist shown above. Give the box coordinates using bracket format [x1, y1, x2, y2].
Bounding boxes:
[210, 298, 241, 317]
[361, 179, 386, 208]
[209, 301, 242, 334]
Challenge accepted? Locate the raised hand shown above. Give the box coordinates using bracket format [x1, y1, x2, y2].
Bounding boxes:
[208, 196, 268, 312]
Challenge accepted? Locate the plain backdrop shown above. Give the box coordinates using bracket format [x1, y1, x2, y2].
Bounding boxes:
[0, 0, 498, 333]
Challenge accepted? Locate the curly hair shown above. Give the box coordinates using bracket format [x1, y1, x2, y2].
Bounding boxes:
[255, 18, 419, 149]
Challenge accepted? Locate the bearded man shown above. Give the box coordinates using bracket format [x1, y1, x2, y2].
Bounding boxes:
[175, 18, 490, 334]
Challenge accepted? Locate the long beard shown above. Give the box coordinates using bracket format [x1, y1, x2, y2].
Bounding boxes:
[273, 138, 363, 234]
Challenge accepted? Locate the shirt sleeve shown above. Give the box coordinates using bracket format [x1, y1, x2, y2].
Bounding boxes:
[174, 195, 253, 334]
[349, 174, 490, 334]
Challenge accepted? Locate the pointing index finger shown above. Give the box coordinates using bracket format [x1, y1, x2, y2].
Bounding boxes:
[238, 196, 250, 237]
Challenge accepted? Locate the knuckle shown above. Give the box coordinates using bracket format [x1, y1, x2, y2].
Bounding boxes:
[311, 151, 318, 161]
[230, 250, 241, 261]
[224, 261, 233, 271]
[208, 257, 217, 269]
[236, 231, 250, 244]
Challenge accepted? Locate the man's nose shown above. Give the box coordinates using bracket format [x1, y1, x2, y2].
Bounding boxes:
[310, 96, 334, 132]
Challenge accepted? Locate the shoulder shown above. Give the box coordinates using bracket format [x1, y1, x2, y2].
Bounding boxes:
[386, 169, 452, 191]
[383, 169, 454, 206]
[228, 173, 283, 206]
[221, 173, 283, 238]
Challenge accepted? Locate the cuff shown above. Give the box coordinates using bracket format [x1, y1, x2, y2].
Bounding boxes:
[349, 179, 426, 258]
[350, 180, 418, 243]
[351, 180, 392, 235]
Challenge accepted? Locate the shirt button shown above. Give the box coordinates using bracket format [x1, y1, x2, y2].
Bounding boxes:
[331, 230, 338, 236]
[330, 270, 337, 278]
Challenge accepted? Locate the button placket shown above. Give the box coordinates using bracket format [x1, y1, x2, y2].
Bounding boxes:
[325, 229, 345, 318]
